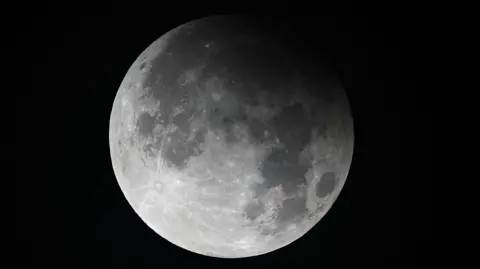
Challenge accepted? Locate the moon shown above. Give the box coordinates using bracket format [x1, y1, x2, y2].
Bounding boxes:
[109, 15, 354, 258]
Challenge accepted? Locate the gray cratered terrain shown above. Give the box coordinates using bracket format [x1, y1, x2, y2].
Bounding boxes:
[109, 15, 354, 258]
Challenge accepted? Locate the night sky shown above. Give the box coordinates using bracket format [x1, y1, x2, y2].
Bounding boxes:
[18, 9, 435, 267]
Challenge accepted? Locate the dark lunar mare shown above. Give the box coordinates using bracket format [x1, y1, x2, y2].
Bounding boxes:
[135, 106, 205, 169]
[136, 112, 156, 138]
[316, 171, 337, 198]
[136, 18, 236, 168]
[248, 102, 317, 233]
[135, 15, 306, 170]
[162, 112, 206, 169]
[133, 16, 342, 231]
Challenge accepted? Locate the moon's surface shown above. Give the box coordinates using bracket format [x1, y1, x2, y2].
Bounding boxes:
[109, 15, 354, 258]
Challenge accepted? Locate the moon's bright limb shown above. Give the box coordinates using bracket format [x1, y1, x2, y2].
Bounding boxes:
[109, 15, 354, 258]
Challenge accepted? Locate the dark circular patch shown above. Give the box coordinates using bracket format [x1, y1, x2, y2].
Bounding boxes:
[273, 103, 312, 146]
[316, 172, 336, 198]
[249, 182, 270, 200]
[243, 200, 266, 221]
[274, 103, 304, 129]
[260, 147, 308, 193]
[136, 112, 155, 138]
[245, 117, 272, 143]
[277, 196, 308, 223]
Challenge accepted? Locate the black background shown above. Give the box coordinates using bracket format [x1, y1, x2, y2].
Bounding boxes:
[18, 7, 436, 268]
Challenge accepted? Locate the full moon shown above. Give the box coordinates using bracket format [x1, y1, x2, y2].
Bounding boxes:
[109, 15, 354, 258]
